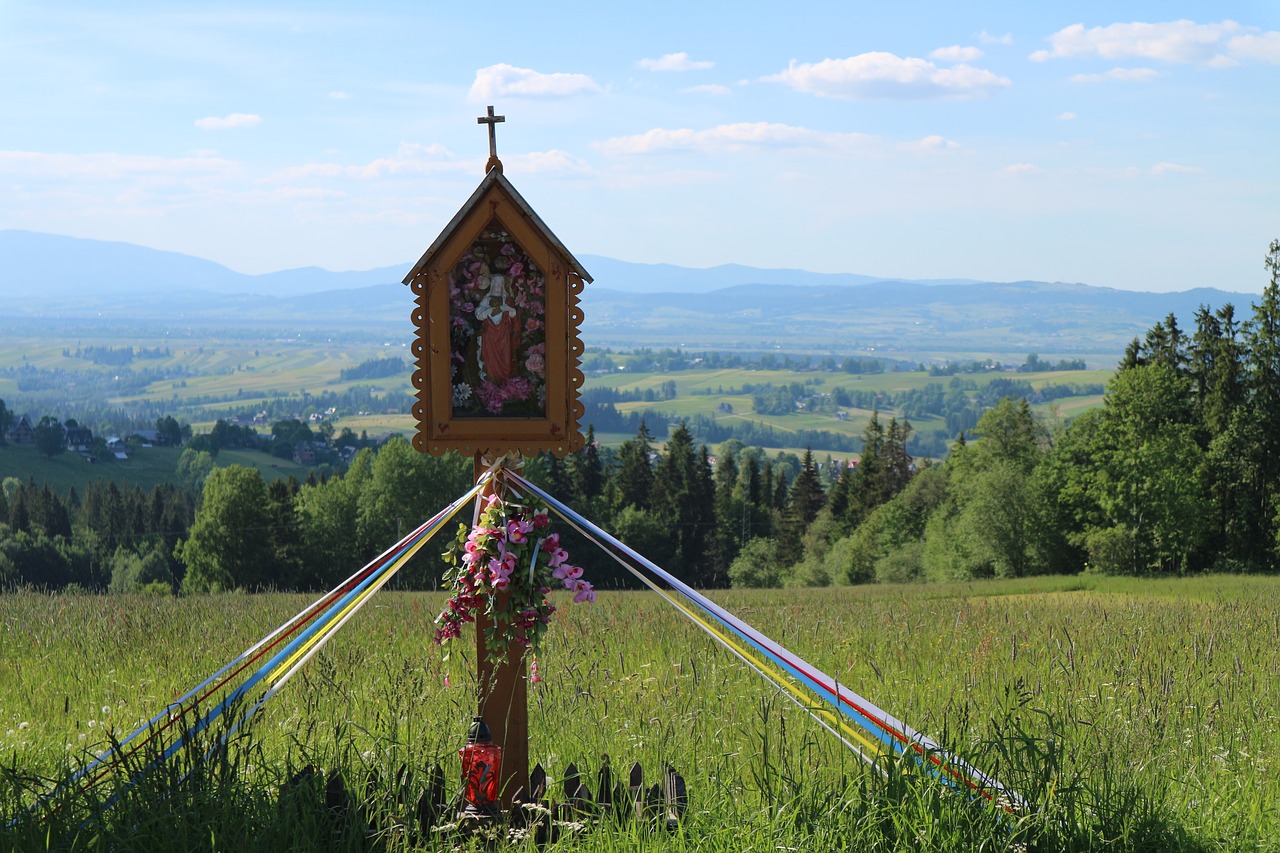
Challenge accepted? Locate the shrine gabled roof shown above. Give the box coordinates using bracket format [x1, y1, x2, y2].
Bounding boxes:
[401, 167, 593, 285]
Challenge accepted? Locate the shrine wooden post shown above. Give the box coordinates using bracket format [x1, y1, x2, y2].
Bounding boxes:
[404, 107, 590, 807]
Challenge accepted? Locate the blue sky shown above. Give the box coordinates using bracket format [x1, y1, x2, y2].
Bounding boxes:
[1, 2, 1277, 292]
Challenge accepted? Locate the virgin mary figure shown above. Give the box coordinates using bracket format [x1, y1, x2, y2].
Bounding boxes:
[474, 263, 519, 384]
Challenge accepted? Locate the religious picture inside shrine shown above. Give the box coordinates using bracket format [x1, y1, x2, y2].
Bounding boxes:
[448, 222, 547, 418]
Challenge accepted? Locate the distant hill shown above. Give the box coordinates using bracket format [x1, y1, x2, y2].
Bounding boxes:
[0, 230, 406, 298]
[0, 229, 1260, 360]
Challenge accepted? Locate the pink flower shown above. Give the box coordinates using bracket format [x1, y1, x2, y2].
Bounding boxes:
[525, 352, 545, 374]
[529, 657, 541, 684]
[489, 558, 512, 591]
[533, 511, 550, 529]
[507, 520, 527, 544]
[573, 580, 596, 604]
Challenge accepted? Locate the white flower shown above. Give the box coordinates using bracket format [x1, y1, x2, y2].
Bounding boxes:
[17, 721, 29, 731]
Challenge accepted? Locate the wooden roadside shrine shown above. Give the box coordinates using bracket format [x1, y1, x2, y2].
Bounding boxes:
[403, 107, 592, 808]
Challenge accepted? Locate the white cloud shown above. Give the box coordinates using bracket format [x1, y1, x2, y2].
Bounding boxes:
[638, 52, 714, 72]
[268, 142, 466, 181]
[469, 63, 601, 100]
[898, 135, 961, 152]
[194, 113, 262, 130]
[979, 30, 1014, 45]
[328, 91, 350, 100]
[269, 186, 348, 200]
[505, 149, 592, 175]
[1228, 32, 1280, 63]
[594, 122, 874, 156]
[930, 45, 984, 63]
[683, 83, 731, 95]
[1031, 20, 1253, 64]
[1001, 163, 1042, 175]
[1152, 162, 1204, 175]
[0, 149, 236, 180]
[1057, 111, 1078, 120]
[1069, 67, 1159, 83]
[767, 52, 1010, 99]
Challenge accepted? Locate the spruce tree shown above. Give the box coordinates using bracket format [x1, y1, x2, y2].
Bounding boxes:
[648, 423, 715, 583]
[610, 420, 655, 513]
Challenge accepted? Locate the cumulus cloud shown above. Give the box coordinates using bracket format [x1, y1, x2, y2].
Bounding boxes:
[898, 135, 961, 152]
[1228, 32, 1280, 63]
[195, 113, 262, 130]
[1069, 67, 1160, 83]
[594, 122, 874, 156]
[766, 51, 1010, 99]
[269, 142, 466, 182]
[683, 83, 731, 95]
[0, 149, 236, 179]
[1057, 111, 1078, 120]
[930, 45, 984, 62]
[505, 149, 592, 175]
[268, 186, 347, 200]
[1152, 161, 1204, 175]
[1028, 19, 1279, 65]
[469, 63, 601, 100]
[328, 91, 350, 100]
[638, 52, 714, 71]
[979, 30, 1014, 45]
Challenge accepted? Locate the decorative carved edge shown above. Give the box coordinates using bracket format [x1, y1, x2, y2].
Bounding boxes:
[565, 270, 586, 454]
[407, 264, 586, 458]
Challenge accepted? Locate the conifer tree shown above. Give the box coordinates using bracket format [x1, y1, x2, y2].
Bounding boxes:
[711, 447, 744, 572]
[1237, 240, 1280, 562]
[777, 449, 825, 563]
[648, 423, 716, 583]
[609, 420, 655, 513]
[567, 424, 605, 501]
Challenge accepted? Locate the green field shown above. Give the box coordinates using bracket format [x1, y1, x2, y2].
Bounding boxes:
[2, 331, 1113, 462]
[2, 576, 1276, 850]
[590, 367, 1112, 456]
[0, 443, 313, 494]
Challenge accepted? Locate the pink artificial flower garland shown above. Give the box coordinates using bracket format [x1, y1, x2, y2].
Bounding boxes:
[434, 492, 594, 665]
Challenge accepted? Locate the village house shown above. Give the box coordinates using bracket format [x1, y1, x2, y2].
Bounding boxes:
[4, 414, 34, 445]
[65, 425, 94, 452]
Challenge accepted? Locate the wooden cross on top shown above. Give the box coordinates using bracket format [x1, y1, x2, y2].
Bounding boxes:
[478, 105, 505, 173]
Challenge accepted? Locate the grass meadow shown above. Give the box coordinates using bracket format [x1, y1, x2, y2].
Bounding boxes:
[2, 575, 1278, 850]
[590, 367, 1111, 454]
[0, 444, 313, 493]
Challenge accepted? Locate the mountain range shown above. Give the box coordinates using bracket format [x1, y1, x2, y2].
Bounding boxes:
[0, 229, 1259, 360]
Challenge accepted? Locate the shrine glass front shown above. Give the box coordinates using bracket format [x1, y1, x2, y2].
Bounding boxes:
[447, 221, 548, 418]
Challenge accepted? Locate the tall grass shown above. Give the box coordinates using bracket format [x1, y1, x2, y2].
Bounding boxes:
[2, 578, 1278, 849]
